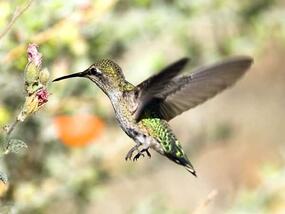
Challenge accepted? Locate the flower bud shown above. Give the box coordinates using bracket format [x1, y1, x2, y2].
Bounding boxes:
[25, 62, 39, 84]
[27, 43, 42, 68]
[39, 68, 50, 85]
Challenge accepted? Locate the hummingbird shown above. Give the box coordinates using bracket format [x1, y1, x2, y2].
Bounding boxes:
[53, 56, 253, 176]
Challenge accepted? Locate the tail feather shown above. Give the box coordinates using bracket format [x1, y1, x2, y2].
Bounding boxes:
[150, 119, 197, 176]
[165, 152, 197, 177]
[184, 162, 197, 177]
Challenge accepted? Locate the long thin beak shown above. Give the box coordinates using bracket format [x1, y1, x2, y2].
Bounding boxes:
[52, 70, 88, 82]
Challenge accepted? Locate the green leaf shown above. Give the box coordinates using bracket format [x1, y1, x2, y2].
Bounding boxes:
[7, 139, 28, 154]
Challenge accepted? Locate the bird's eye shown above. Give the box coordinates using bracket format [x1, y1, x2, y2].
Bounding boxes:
[90, 66, 97, 74]
[89, 66, 102, 76]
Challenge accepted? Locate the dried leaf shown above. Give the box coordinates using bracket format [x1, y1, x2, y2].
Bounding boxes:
[17, 94, 39, 121]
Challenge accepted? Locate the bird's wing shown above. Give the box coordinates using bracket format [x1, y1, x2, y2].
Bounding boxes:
[133, 58, 190, 120]
[134, 56, 253, 121]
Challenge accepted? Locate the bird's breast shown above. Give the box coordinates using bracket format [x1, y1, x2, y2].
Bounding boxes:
[110, 94, 162, 152]
[110, 96, 143, 134]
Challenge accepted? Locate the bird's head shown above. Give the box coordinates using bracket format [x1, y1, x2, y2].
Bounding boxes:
[53, 59, 126, 94]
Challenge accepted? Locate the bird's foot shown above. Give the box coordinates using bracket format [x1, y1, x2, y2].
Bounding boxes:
[132, 150, 144, 161]
[125, 146, 151, 161]
[125, 145, 139, 161]
[141, 148, 151, 158]
[132, 148, 151, 161]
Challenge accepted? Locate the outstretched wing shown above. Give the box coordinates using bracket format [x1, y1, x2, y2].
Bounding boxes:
[135, 56, 253, 121]
[133, 58, 190, 120]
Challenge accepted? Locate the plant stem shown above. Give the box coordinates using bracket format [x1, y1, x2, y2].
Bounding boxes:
[2, 119, 20, 155]
[6, 119, 19, 138]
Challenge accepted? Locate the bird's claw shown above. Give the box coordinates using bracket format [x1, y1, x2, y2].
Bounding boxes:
[125, 145, 138, 161]
[142, 148, 151, 158]
[125, 146, 151, 161]
[133, 152, 144, 161]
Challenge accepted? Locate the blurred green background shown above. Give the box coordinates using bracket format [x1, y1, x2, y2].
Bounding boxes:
[0, 0, 285, 213]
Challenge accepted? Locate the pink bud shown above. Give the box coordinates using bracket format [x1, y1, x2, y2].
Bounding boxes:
[36, 88, 49, 106]
[27, 43, 42, 67]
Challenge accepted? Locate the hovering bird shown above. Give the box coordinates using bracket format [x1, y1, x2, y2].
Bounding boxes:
[53, 56, 253, 176]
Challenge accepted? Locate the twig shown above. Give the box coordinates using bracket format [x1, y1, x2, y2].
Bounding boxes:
[5, 119, 19, 138]
[0, 0, 34, 40]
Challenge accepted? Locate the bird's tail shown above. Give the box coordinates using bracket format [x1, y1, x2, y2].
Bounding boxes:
[184, 162, 197, 177]
[165, 152, 197, 177]
[175, 150, 197, 177]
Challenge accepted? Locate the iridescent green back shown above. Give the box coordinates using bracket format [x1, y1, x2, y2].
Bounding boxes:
[141, 116, 187, 160]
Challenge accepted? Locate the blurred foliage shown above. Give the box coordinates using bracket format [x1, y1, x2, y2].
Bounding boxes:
[0, 0, 284, 213]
